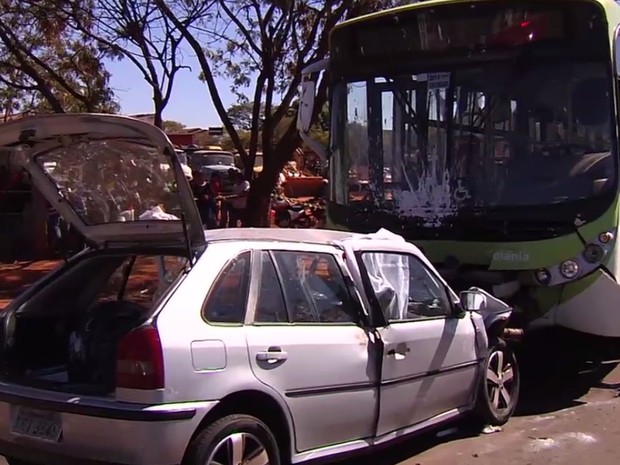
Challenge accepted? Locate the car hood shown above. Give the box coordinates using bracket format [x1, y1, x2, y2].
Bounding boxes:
[3, 113, 206, 254]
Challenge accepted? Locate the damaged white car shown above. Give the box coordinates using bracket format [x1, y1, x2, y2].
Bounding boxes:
[0, 114, 519, 465]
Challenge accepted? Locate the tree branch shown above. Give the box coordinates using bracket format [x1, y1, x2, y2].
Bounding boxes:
[155, 0, 248, 160]
[0, 23, 65, 112]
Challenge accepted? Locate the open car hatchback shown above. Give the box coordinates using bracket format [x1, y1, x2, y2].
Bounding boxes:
[1, 113, 206, 253]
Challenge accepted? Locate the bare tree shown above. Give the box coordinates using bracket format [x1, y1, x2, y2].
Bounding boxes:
[155, 0, 389, 226]
[49, 0, 209, 128]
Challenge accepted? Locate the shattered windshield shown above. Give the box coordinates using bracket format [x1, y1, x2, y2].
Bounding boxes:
[331, 61, 614, 224]
[328, 0, 615, 230]
[35, 140, 184, 225]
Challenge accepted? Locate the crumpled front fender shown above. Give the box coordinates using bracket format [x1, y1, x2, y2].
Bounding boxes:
[464, 287, 513, 339]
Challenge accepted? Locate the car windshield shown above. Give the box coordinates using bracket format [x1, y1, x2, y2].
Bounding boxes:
[329, 0, 616, 227]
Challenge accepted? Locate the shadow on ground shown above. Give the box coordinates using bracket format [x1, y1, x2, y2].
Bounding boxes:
[0, 260, 60, 310]
[514, 328, 620, 416]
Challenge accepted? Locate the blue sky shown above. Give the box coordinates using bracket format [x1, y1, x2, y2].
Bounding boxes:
[104, 55, 239, 128]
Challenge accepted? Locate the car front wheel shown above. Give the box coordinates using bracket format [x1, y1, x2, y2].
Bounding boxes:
[474, 342, 520, 426]
[184, 414, 281, 465]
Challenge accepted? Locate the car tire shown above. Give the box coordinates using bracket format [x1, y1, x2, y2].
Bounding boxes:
[474, 341, 520, 426]
[184, 414, 282, 465]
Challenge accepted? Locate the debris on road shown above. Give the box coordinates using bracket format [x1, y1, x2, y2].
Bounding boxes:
[481, 425, 503, 434]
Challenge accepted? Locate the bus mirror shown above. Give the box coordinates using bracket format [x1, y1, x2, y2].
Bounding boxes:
[298, 78, 316, 133]
[297, 58, 329, 134]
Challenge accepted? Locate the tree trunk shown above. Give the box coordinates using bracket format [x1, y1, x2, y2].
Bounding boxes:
[244, 160, 281, 227]
[153, 94, 164, 129]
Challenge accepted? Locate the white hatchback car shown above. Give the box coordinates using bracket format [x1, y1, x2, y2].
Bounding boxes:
[0, 114, 519, 465]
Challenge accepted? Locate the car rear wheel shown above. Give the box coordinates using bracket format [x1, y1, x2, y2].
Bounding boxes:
[184, 414, 281, 465]
[474, 342, 520, 426]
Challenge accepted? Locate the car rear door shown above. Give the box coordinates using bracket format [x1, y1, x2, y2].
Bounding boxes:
[355, 248, 479, 437]
[244, 246, 379, 453]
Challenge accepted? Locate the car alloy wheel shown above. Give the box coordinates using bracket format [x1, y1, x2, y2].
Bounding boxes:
[474, 343, 520, 426]
[207, 432, 268, 465]
[184, 414, 280, 465]
[486, 347, 516, 414]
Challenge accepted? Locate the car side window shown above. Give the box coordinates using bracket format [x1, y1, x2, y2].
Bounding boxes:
[271, 251, 357, 324]
[203, 252, 251, 324]
[255, 252, 289, 323]
[360, 252, 452, 322]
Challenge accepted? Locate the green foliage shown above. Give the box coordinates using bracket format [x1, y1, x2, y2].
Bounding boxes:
[227, 99, 265, 132]
[163, 120, 186, 132]
[0, 0, 118, 116]
[222, 98, 329, 154]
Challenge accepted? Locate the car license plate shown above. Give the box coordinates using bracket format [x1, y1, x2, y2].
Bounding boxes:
[11, 407, 62, 442]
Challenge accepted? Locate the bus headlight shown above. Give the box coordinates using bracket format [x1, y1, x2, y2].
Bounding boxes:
[559, 259, 580, 279]
[583, 243, 605, 264]
[529, 228, 615, 287]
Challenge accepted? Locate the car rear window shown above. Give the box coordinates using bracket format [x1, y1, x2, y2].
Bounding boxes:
[94, 255, 188, 308]
[202, 252, 251, 324]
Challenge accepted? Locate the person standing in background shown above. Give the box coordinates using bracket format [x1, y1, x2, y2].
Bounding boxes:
[228, 169, 250, 227]
[191, 171, 217, 229]
[210, 172, 223, 228]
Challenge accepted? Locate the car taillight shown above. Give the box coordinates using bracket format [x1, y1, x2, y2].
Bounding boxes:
[116, 326, 164, 390]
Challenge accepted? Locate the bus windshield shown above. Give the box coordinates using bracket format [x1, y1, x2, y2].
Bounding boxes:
[329, 1, 616, 229]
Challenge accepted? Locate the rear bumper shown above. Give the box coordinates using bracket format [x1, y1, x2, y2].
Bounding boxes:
[0, 384, 218, 465]
[0, 389, 197, 422]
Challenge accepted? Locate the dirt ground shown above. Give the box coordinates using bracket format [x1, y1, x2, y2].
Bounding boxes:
[0, 260, 59, 310]
[0, 257, 176, 310]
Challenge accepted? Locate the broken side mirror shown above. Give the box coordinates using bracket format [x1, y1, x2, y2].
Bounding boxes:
[459, 287, 513, 327]
[459, 288, 486, 312]
[297, 78, 316, 134]
[459, 287, 511, 315]
[297, 58, 329, 161]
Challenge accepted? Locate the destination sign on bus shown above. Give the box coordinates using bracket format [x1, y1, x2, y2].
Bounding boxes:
[331, 1, 608, 67]
[353, 6, 565, 58]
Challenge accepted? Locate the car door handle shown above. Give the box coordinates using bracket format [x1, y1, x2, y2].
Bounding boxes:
[256, 347, 288, 363]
